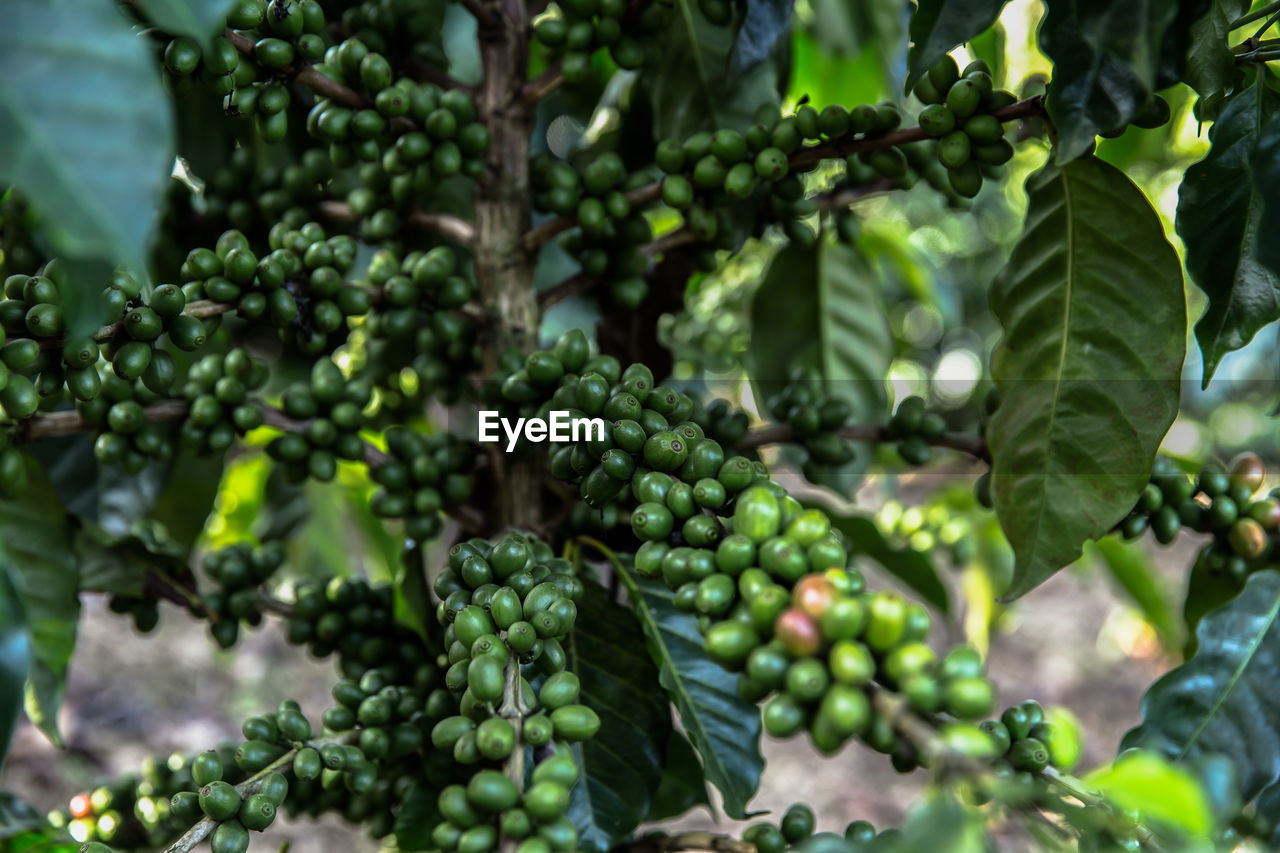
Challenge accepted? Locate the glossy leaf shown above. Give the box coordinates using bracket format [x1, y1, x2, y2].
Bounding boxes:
[749, 240, 892, 493]
[1122, 570, 1280, 804]
[1179, 83, 1280, 384]
[75, 524, 191, 598]
[565, 579, 670, 850]
[1087, 751, 1212, 838]
[988, 156, 1184, 599]
[614, 567, 764, 818]
[132, 0, 239, 45]
[0, 0, 174, 337]
[905, 0, 1007, 92]
[0, 567, 29, 771]
[730, 0, 794, 76]
[1038, 0, 1179, 161]
[645, 730, 711, 822]
[1182, 545, 1242, 658]
[0, 457, 80, 746]
[1183, 0, 1247, 118]
[1088, 538, 1181, 651]
[1251, 103, 1280, 285]
[823, 510, 949, 614]
[888, 791, 990, 853]
[647, 0, 782, 139]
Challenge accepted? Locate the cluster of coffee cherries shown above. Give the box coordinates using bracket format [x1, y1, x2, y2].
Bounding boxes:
[911, 56, 1017, 198]
[531, 0, 724, 80]
[0, 263, 209, 425]
[355, 245, 482, 408]
[762, 370, 857, 476]
[692, 489, 992, 759]
[532, 152, 656, 309]
[182, 224, 370, 353]
[739, 803, 900, 853]
[50, 753, 201, 850]
[199, 540, 287, 648]
[886, 395, 950, 466]
[367, 426, 477, 541]
[178, 348, 271, 458]
[1117, 452, 1277, 581]
[491, 335, 996, 759]
[427, 532, 598, 853]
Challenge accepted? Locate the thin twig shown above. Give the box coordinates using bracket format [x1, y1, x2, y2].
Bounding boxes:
[1231, 0, 1280, 29]
[317, 200, 477, 246]
[538, 271, 598, 309]
[522, 61, 564, 104]
[24, 400, 190, 440]
[738, 423, 989, 459]
[519, 97, 1045, 251]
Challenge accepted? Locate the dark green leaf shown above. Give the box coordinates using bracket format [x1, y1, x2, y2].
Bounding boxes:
[1155, 0, 1212, 89]
[905, 0, 1007, 93]
[749, 241, 892, 494]
[99, 459, 176, 537]
[393, 545, 434, 649]
[0, 457, 80, 746]
[645, 730, 711, 822]
[1250, 99, 1280, 285]
[151, 452, 225, 553]
[0, 0, 175, 337]
[647, 0, 782, 139]
[988, 156, 1184, 599]
[731, 0, 793, 75]
[1038, 0, 1179, 161]
[1089, 538, 1181, 652]
[1182, 545, 1242, 658]
[0, 801, 58, 842]
[26, 435, 99, 521]
[132, 0, 238, 45]
[821, 510, 949, 614]
[1122, 570, 1280, 804]
[565, 580, 670, 851]
[75, 524, 191, 598]
[1179, 83, 1280, 384]
[613, 566, 764, 818]
[393, 781, 441, 851]
[1256, 781, 1280, 847]
[0, 567, 30, 772]
[1183, 0, 1246, 117]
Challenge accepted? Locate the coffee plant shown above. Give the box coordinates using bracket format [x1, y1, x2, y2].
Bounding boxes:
[5, 0, 1280, 850]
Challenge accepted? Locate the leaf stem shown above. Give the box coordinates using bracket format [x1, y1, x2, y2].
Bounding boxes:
[1231, 0, 1280, 30]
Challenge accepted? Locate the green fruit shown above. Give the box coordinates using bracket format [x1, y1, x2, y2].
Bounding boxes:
[539, 671, 581, 710]
[919, 104, 955, 137]
[865, 591, 906, 652]
[525, 780, 571, 820]
[550, 704, 600, 741]
[784, 658, 829, 702]
[476, 717, 516, 760]
[467, 769, 519, 812]
[705, 620, 757, 668]
[763, 693, 806, 737]
[239, 794, 276, 831]
[781, 804, 815, 842]
[193, 750, 223, 786]
[631, 502, 674, 541]
[733, 486, 781, 542]
[199, 780, 241, 820]
[1009, 737, 1050, 771]
[937, 130, 971, 168]
[170, 791, 202, 821]
[293, 747, 322, 780]
[467, 654, 505, 703]
[946, 676, 994, 719]
[532, 752, 581, 787]
[236, 739, 285, 772]
[211, 820, 250, 853]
